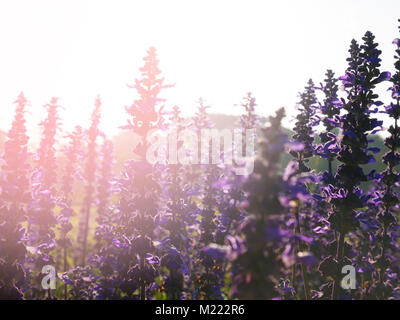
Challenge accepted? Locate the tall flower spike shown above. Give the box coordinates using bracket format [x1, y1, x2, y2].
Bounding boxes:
[291, 79, 317, 173]
[37, 97, 61, 191]
[61, 126, 84, 199]
[367, 20, 400, 299]
[326, 32, 390, 300]
[318, 70, 341, 176]
[125, 47, 173, 141]
[117, 48, 171, 300]
[96, 136, 114, 227]
[0, 93, 30, 299]
[76, 96, 101, 266]
[1, 93, 30, 203]
[159, 106, 193, 299]
[287, 79, 317, 300]
[28, 97, 61, 299]
[232, 108, 288, 299]
[58, 126, 84, 299]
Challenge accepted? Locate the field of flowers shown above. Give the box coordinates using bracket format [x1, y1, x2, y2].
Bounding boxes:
[1, 20, 400, 301]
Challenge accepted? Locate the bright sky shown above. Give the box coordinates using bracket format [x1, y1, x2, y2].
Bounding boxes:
[0, 0, 399, 142]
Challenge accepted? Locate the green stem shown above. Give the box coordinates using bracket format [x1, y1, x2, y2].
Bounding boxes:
[294, 203, 311, 300]
[331, 231, 344, 300]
